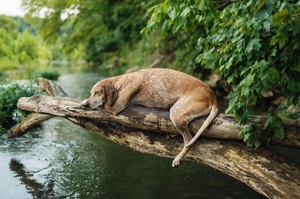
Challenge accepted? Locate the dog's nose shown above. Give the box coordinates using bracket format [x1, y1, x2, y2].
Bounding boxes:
[83, 101, 89, 108]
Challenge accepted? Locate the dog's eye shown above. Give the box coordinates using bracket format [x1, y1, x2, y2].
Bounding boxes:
[94, 91, 99, 95]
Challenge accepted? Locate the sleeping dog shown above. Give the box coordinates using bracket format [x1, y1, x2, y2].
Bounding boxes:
[82, 68, 218, 167]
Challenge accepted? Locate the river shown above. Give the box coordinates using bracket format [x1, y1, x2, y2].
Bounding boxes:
[0, 63, 269, 198]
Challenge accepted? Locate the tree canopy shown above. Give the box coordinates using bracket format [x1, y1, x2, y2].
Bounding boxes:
[22, 0, 159, 62]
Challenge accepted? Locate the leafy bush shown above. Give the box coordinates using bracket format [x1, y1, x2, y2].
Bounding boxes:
[0, 83, 42, 133]
[14, 30, 39, 64]
[33, 70, 60, 80]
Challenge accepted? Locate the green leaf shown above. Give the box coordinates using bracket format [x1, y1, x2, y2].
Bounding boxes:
[243, 132, 251, 142]
[263, 17, 272, 32]
[225, 95, 239, 114]
[203, 52, 219, 60]
[289, 18, 300, 36]
[202, 48, 219, 60]
[270, 36, 279, 45]
[274, 126, 284, 139]
[167, 7, 179, 20]
[257, 0, 268, 10]
[254, 140, 261, 148]
[278, 33, 288, 49]
[255, 1, 273, 19]
[161, 20, 170, 39]
[160, 3, 168, 13]
[181, 7, 191, 20]
[271, 48, 277, 56]
[175, 17, 186, 32]
[272, 8, 289, 25]
[246, 38, 262, 53]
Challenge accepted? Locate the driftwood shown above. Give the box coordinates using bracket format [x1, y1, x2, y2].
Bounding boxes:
[10, 78, 300, 199]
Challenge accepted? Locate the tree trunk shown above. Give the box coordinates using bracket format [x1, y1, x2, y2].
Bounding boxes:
[9, 78, 300, 199]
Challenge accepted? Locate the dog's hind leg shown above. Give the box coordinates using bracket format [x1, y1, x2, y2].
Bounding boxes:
[170, 98, 211, 167]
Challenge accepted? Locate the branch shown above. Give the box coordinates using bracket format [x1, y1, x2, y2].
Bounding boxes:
[17, 94, 300, 148]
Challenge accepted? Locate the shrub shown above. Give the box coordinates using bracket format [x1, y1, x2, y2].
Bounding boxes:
[33, 70, 60, 80]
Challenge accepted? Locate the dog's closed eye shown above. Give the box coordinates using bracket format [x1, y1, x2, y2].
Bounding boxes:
[94, 91, 99, 95]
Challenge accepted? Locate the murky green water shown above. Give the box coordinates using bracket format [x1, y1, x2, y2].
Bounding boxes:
[0, 63, 269, 198]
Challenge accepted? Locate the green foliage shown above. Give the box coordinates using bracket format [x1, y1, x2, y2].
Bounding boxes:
[0, 15, 18, 36]
[0, 15, 59, 69]
[33, 70, 60, 80]
[239, 123, 261, 148]
[23, 0, 159, 63]
[0, 83, 42, 133]
[14, 30, 39, 64]
[143, 0, 300, 147]
[11, 16, 39, 35]
[0, 27, 14, 58]
[264, 107, 284, 140]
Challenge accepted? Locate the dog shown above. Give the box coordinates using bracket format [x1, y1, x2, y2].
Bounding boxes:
[81, 68, 218, 167]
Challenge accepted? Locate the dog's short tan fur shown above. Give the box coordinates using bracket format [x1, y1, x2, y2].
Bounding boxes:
[82, 68, 218, 167]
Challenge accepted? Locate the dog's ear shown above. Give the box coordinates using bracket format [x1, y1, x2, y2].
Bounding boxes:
[103, 83, 118, 106]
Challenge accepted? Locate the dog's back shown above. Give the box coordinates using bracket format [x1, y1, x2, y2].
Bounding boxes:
[127, 68, 215, 109]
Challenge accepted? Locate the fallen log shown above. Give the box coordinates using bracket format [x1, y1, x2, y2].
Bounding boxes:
[16, 94, 300, 148]
[10, 78, 300, 198]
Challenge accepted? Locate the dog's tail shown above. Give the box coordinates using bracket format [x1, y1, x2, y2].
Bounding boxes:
[186, 100, 218, 148]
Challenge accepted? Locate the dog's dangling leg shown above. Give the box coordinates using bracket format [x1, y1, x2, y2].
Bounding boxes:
[170, 98, 212, 167]
[170, 99, 195, 167]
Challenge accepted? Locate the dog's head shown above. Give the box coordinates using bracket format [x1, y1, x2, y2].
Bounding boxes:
[82, 82, 118, 109]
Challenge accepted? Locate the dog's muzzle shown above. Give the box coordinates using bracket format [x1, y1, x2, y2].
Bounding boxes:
[82, 100, 103, 109]
[83, 101, 89, 108]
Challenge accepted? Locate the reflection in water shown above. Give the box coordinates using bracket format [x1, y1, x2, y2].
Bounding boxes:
[10, 159, 69, 199]
[0, 63, 283, 198]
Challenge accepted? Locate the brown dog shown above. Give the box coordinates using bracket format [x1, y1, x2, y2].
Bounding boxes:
[82, 68, 218, 167]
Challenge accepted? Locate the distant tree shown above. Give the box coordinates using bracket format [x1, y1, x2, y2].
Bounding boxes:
[22, 0, 159, 62]
[0, 15, 17, 58]
[0, 15, 18, 35]
[11, 16, 39, 35]
[14, 30, 39, 64]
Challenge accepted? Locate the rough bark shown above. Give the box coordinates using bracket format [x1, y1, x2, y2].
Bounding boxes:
[9, 78, 300, 198]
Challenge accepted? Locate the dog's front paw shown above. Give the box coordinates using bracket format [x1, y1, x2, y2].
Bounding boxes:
[172, 158, 181, 168]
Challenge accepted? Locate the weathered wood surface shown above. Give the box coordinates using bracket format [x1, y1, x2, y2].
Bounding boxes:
[8, 78, 68, 137]
[10, 78, 300, 198]
[17, 94, 300, 148]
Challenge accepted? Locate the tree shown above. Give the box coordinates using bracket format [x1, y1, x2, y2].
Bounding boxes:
[22, 0, 159, 63]
[0, 15, 17, 59]
[14, 30, 39, 64]
[142, 0, 300, 146]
